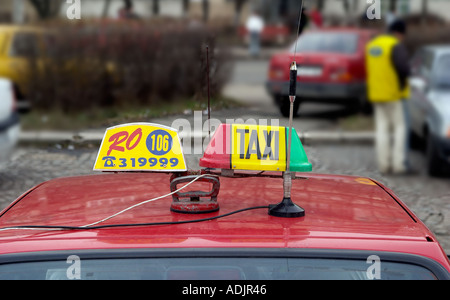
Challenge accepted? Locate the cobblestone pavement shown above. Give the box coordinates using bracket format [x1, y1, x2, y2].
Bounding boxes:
[0, 145, 449, 253]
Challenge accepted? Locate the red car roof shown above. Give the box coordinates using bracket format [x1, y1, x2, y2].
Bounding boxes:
[0, 172, 448, 270]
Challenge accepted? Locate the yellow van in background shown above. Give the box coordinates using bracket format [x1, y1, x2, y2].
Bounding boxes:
[0, 24, 120, 112]
[0, 25, 43, 111]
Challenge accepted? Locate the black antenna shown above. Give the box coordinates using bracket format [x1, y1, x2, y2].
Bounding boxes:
[268, 0, 305, 218]
[206, 44, 211, 138]
[293, 0, 304, 59]
[286, 0, 304, 175]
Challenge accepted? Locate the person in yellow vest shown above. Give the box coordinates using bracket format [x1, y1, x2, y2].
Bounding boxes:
[366, 20, 411, 175]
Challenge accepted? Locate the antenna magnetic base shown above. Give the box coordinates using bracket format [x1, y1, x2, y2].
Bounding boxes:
[268, 197, 305, 218]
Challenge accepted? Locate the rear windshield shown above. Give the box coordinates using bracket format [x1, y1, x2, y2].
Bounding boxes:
[0, 257, 437, 280]
[290, 32, 359, 54]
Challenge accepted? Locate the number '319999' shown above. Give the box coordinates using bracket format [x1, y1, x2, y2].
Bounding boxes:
[116, 157, 179, 168]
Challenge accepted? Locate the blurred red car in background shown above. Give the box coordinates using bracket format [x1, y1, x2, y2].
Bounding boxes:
[239, 24, 290, 46]
[266, 28, 377, 117]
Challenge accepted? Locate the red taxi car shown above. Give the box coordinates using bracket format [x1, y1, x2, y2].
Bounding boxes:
[267, 28, 377, 117]
[0, 123, 449, 281]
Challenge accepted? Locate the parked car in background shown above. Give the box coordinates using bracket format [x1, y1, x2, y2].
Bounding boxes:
[266, 28, 377, 117]
[0, 78, 20, 163]
[0, 25, 43, 112]
[409, 45, 450, 176]
[239, 23, 290, 46]
[0, 24, 119, 113]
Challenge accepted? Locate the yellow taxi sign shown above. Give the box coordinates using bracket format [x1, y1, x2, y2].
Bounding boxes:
[231, 124, 287, 171]
[93, 123, 186, 172]
[199, 124, 312, 172]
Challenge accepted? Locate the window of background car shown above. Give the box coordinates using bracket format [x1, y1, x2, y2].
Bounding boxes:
[432, 54, 450, 88]
[0, 257, 438, 280]
[0, 34, 7, 55]
[422, 49, 435, 78]
[290, 32, 358, 54]
[410, 50, 424, 76]
[9, 32, 39, 58]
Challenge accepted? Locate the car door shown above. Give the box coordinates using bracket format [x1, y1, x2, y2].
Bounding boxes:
[409, 49, 433, 137]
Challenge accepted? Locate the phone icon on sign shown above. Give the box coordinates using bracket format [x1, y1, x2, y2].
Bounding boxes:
[102, 156, 116, 167]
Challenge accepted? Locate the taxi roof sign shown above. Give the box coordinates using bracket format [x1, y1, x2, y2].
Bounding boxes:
[200, 124, 312, 172]
[94, 123, 187, 172]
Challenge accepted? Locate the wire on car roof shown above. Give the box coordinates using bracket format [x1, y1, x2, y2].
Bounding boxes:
[0, 174, 271, 232]
[0, 206, 269, 231]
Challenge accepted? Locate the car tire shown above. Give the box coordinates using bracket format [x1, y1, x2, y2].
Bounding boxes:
[426, 133, 444, 177]
[279, 96, 300, 118]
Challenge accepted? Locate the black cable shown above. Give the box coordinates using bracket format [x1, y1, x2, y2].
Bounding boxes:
[0, 206, 269, 231]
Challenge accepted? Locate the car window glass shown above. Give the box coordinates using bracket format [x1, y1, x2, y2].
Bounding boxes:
[291, 32, 358, 54]
[0, 257, 437, 280]
[410, 50, 423, 76]
[432, 54, 450, 88]
[9, 32, 38, 57]
[0, 34, 7, 55]
[421, 49, 435, 78]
